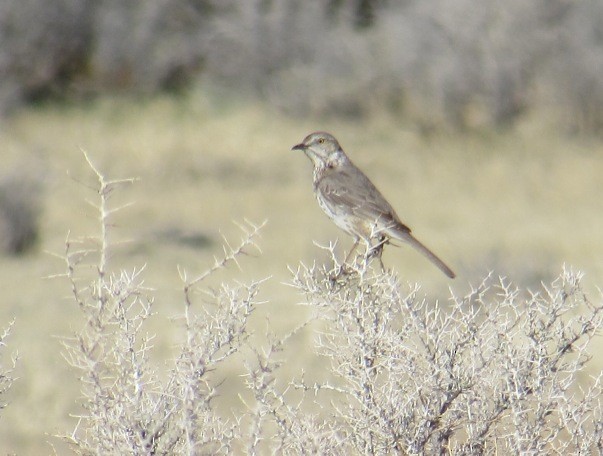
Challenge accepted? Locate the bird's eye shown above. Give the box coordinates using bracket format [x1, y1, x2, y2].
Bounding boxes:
[318, 138, 325, 144]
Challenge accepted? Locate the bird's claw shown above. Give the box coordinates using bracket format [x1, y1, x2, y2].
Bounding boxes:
[328, 263, 354, 282]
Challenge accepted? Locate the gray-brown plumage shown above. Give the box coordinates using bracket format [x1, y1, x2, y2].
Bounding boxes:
[292, 131, 455, 279]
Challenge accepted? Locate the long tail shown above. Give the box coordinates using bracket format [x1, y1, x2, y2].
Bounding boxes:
[388, 228, 455, 279]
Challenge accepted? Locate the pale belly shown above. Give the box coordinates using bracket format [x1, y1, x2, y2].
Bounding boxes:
[316, 193, 369, 241]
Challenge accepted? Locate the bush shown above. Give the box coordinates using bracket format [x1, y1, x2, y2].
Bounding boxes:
[0, 0, 91, 111]
[4, 0, 603, 132]
[60, 153, 264, 453]
[289, 253, 603, 453]
[0, 0, 215, 110]
[58, 153, 603, 454]
[547, 0, 603, 133]
[89, 0, 215, 92]
[0, 170, 41, 255]
[0, 321, 16, 414]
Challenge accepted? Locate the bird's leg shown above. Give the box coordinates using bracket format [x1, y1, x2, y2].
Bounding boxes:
[377, 253, 385, 272]
[329, 239, 360, 281]
[343, 239, 360, 266]
[367, 236, 388, 271]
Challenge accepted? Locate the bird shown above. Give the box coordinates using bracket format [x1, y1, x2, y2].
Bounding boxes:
[291, 131, 455, 279]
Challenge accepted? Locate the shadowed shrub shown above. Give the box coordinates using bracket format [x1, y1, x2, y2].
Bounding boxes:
[89, 0, 215, 92]
[0, 0, 91, 112]
[0, 171, 42, 255]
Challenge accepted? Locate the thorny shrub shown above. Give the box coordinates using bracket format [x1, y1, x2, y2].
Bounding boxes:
[288, 251, 603, 454]
[0, 321, 15, 414]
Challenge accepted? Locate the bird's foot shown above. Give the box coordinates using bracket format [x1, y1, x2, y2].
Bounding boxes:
[366, 240, 385, 259]
[364, 238, 389, 272]
[328, 263, 354, 282]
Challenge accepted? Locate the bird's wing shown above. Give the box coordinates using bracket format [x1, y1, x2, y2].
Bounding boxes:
[317, 165, 412, 234]
[317, 164, 455, 278]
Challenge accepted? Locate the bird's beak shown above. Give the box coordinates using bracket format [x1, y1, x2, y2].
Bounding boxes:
[291, 143, 306, 151]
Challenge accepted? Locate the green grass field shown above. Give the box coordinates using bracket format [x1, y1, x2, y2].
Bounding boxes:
[1, 93, 602, 453]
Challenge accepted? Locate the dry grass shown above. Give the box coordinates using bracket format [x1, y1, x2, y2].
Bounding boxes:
[0, 93, 602, 453]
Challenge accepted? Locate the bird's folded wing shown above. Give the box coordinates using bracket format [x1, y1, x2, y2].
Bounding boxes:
[317, 169, 412, 234]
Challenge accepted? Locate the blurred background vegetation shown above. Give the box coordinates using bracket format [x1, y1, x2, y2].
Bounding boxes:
[2, 0, 603, 132]
[1, 0, 603, 453]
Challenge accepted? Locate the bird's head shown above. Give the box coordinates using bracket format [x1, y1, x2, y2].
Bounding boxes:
[291, 131, 344, 168]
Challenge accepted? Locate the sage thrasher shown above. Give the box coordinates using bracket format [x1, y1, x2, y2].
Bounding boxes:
[292, 131, 455, 279]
